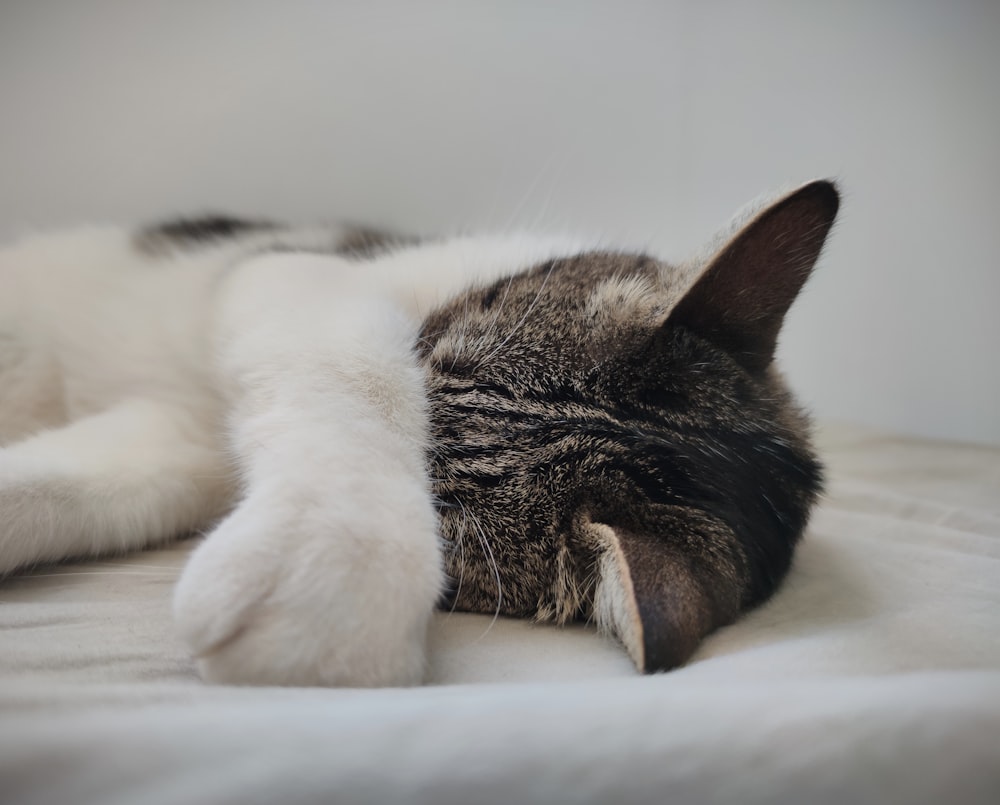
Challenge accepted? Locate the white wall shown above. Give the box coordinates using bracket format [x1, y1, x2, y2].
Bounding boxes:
[2, 0, 997, 444]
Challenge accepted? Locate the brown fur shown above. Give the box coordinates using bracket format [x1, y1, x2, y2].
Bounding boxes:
[418, 181, 838, 671]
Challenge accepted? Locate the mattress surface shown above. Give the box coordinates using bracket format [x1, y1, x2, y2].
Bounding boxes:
[2, 423, 999, 804]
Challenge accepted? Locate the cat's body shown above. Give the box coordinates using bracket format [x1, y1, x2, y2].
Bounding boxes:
[0, 181, 838, 686]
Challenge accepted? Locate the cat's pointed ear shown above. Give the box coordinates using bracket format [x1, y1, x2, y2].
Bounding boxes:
[669, 180, 839, 372]
[590, 521, 736, 672]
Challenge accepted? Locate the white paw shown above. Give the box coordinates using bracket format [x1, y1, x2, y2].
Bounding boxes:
[173, 491, 442, 688]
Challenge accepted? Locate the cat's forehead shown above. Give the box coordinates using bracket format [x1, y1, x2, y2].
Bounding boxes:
[419, 250, 700, 379]
[493, 250, 666, 295]
[440, 250, 688, 323]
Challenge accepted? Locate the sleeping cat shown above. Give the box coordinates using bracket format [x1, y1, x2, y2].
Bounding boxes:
[0, 180, 837, 686]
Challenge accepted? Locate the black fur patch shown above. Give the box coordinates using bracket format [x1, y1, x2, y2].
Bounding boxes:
[333, 225, 421, 259]
[135, 215, 279, 254]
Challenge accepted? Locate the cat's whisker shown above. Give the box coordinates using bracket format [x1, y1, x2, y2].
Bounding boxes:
[472, 260, 555, 372]
[447, 284, 477, 372]
[464, 508, 503, 642]
[502, 148, 566, 233]
[475, 273, 518, 363]
[526, 171, 562, 234]
[445, 499, 469, 615]
[415, 329, 448, 354]
[578, 563, 601, 628]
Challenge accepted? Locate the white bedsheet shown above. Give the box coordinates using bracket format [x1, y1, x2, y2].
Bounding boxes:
[2, 423, 999, 804]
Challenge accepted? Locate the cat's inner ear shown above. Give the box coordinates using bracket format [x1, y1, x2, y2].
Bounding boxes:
[589, 520, 735, 673]
[668, 179, 840, 372]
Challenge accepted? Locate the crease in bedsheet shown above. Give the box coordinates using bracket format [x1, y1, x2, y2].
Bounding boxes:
[824, 483, 1000, 538]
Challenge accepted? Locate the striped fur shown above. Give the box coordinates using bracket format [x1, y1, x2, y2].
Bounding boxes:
[421, 181, 837, 670]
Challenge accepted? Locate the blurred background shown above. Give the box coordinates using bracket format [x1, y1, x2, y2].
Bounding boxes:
[1, 0, 997, 445]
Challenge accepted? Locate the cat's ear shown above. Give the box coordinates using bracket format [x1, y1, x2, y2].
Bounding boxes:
[669, 179, 839, 372]
[590, 520, 737, 672]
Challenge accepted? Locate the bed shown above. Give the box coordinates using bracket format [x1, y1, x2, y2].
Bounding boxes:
[2, 422, 999, 804]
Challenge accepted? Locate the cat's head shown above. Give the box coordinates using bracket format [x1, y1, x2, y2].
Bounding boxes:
[418, 180, 838, 672]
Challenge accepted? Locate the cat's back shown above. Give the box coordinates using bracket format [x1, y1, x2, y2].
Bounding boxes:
[0, 219, 586, 419]
[1, 224, 232, 326]
[0, 219, 420, 418]
[0, 225, 248, 418]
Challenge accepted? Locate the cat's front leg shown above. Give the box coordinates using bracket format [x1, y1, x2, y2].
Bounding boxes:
[173, 255, 442, 687]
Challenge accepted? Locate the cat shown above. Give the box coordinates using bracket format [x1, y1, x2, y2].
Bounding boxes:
[0, 180, 837, 686]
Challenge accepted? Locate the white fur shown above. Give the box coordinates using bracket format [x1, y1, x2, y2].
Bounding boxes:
[0, 224, 585, 687]
[590, 522, 644, 669]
